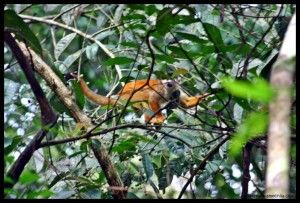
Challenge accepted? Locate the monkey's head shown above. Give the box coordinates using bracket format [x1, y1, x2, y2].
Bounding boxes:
[162, 80, 178, 99]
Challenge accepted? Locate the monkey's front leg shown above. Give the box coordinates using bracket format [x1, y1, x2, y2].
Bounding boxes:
[145, 96, 165, 124]
[180, 93, 210, 108]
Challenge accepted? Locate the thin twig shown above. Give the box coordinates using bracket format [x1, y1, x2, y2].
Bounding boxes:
[39, 123, 192, 149]
[177, 136, 230, 199]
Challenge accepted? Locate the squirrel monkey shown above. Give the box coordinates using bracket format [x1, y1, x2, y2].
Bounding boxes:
[68, 72, 209, 124]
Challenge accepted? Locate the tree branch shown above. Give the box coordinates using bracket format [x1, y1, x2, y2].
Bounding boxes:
[4, 31, 57, 189]
[177, 136, 230, 199]
[39, 123, 192, 149]
[241, 142, 253, 199]
[265, 13, 295, 199]
[10, 36, 126, 199]
[91, 143, 126, 199]
[239, 5, 284, 78]
[19, 14, 123, 84]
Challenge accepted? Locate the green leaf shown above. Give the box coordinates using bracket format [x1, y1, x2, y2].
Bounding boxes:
[213, 173, 237, 198]
[222, 43, 252, 56]
[176, 15, 200, 25]
[155, 54, 178, 64]
[59, 48, 86, 71]
[80, 140, 91, 152]
[168, 159, 183, 177]
[187, 44, 215, 56]
[203, 23, 224, 47]
[49, 94, 72, 116]
[152, 155, 162, 168]
[122, 13, 146, 21]
[176, 31, 208, 44]
[49, 171, 71, 188]
[229, 112, 268, 157]
[111, 135, 153, 161]
[104, 57, 135, 66]
[207, 160, 222, 174]
[112, 140, 137, 153]
[202, 24, 234, 70]
[85, 43, 99, 62]
[156, 8, 173, 35]
[156, 9, 200, 36]
[121, 41, 139, 48]
[221, 56, 233, 70]
[127, 4, 145, 10]
[30, 5, 46, 16]
[291, 112, 296, 129]
[54, 33, 77, 60]
[4, 176, 15, 185]
[291, 144, 296, 160]
[27, 189, 54, 199]
[172, 68, 189, 77]
[259, 49, 279, 78]
[38, 190, 54, 198]
[4, 136, 22, 155]
[142, 153, 154, 181]
[234, 97, 254, 111]
[168, 45, 186, 58]
[221, 77, 274, 103]
[4, 155, 15, 165]
[137, 64, 148, 71]
[128, 23, 147, 31]
[145, 5, 159, 16]
[94, 30, 115, 41]
[129, 133, 155, 143]
[155, 166, 173, 190]
[71, 80, 85, 110]
[19, 169, 40, 185]
[4, 9, 42, 55]
[119, 76, 135, 83]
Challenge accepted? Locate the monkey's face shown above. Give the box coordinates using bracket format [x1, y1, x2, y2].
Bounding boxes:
[162, 80, 178, 99]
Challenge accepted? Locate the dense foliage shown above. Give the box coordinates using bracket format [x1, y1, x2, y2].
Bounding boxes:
[4, 4, 296, 199]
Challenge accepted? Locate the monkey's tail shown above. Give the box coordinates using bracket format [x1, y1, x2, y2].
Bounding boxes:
[66, 71, 118, 106]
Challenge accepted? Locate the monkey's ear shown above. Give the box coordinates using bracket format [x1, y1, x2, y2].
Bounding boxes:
[64, 71, 78, 81]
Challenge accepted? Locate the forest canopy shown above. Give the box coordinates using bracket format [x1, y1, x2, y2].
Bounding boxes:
[4, 4, 296, 199]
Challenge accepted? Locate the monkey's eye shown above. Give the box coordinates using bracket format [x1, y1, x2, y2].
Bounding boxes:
[167, 82, 173, 88]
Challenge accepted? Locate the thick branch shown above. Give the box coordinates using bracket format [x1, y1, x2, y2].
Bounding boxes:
[16, 41, 91, 125]
[91, 144, 126, 199]
[265, 13, 295, 199]
[4, 32, 57, 126]
[4, 31, 57, 189]
[5, 130, 46, 188]
[12, 37, 125, 199]
[241, 142, 253, 199]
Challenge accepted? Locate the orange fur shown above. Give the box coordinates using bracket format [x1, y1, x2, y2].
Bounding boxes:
[74, 74, 209, 124]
